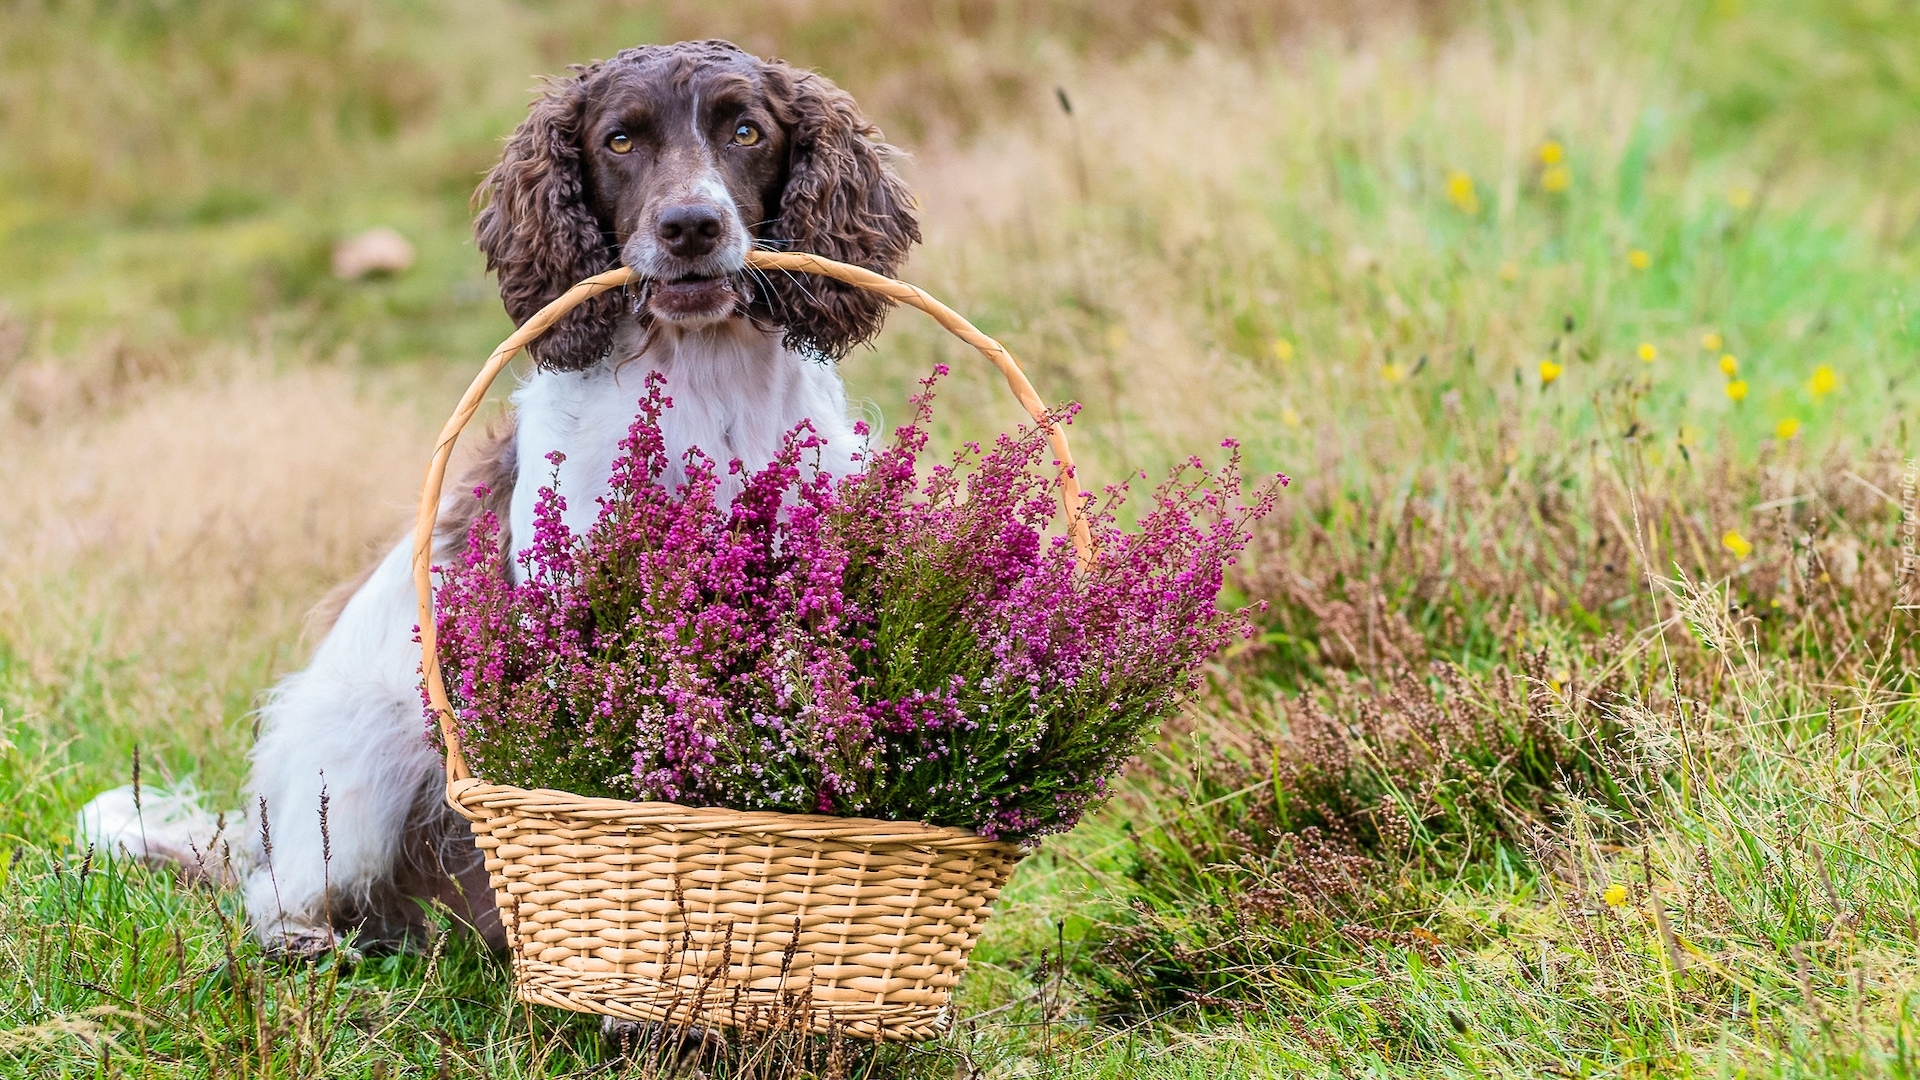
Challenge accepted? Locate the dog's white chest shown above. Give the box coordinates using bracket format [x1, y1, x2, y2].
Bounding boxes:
[505, 322, 865, 578]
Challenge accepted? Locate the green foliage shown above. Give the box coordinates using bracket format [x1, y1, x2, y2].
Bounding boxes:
[1679, 0, 1920, 177]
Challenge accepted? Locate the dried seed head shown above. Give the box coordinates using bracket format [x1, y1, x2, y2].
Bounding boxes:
[317, 773, 332, 868]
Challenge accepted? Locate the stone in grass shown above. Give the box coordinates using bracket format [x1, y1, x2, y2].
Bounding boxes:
[331, 227, 415, 280]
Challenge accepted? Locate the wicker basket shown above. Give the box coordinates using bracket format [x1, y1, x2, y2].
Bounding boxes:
[409, 251, 1091, 1042]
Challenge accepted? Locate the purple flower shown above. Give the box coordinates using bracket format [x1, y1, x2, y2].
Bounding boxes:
[430, 368, 1285, 840]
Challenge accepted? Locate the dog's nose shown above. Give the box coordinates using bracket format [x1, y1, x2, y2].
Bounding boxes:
[655, 203, 724, 259]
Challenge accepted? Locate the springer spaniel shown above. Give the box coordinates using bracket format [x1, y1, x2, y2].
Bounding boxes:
[79, 39, 919, 954]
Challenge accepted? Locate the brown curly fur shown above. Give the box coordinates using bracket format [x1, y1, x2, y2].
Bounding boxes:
[472, 74, 619, 372]
[753, 58, 920, 358]
[472, 40, 919, 370]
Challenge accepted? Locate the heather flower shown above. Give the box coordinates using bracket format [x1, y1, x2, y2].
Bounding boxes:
[431, 370, 1284, 841]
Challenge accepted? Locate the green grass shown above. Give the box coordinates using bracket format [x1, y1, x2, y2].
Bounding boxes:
[6, 0, 1920, 1075]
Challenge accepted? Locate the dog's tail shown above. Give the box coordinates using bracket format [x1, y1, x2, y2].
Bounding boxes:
[76, 783, 245, 886]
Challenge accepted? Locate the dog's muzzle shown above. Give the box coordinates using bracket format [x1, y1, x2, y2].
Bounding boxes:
[624, 199, 750, 325]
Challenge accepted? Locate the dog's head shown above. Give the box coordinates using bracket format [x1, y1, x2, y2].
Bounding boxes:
[474, 40, 920, 370]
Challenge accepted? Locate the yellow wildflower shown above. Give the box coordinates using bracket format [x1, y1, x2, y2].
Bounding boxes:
[1381, 362, 1407, 384]
[1628, 248, 1651, 270]
[1540, 140, 1565, 165]
[1542, 164, 1572, 193]
[1701, 331, 1724, 352]
[1539, 359, 1563, 385]
[1776, 417, 1800, 440]
[1446, 170, 1480, 215]
[1723, 530, 1753, 559]
[1725, 379, 1749, 401]
[1272, 338, 1295, 363]
[1808, 365, 1838, 398]
[1499, 261, 1520, 282]
[1728, 187, 1754, 210]
[1718, 353, 1739, 376]
[1603, 884, 1628, 907]
[1281, 406, 1302, 428]
[1638, 342, 1658, 362]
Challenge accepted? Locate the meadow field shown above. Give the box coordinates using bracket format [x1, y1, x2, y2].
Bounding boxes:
[4, 0, 1920, 1075]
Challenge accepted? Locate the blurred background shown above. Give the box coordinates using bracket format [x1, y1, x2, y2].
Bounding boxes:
[3, 0, 1918, 795]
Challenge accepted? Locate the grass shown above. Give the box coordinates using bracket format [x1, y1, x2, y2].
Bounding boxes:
[5, 0, 1920, 1074]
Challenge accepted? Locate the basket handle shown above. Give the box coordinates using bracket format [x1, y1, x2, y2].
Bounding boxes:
[414, 250, 1092, 783]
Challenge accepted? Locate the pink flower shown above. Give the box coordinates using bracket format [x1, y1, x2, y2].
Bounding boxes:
[431, 369, 1284, 840]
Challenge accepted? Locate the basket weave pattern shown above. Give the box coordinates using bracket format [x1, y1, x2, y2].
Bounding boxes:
[452, 780, 1019, 1041]
[415, 251, 1081, 1041]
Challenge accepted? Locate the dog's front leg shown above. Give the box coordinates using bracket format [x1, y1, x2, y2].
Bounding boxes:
[243, 538, 445, 954]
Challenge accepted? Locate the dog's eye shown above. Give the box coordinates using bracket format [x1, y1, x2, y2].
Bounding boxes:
[607, 132, 633, 154]
[731, 122, 762, 147]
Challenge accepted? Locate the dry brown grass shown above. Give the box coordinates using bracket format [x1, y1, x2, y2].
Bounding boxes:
[0, 349, 464, 780]
[0, 0, 1444, 218]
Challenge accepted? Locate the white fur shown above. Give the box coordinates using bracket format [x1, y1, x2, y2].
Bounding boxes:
[75, 781, 239, 885]
[77, 317, 865, 948]
[513, 318, 863, 546]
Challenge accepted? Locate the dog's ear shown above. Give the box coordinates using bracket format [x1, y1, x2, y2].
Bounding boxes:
[474, 70, 619, 372]
[760, 63, 921, 360]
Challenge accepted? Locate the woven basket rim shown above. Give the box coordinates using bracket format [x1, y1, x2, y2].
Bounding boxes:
[448, 776, 1021, 849]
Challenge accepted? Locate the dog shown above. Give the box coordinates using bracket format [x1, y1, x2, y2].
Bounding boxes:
[78, 39, 920, 955]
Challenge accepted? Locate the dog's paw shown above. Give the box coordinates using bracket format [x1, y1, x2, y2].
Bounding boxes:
[263, 924, 363, 966]
[600, 1015, 720, 1071]
[600, 1015, 646, 1053]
